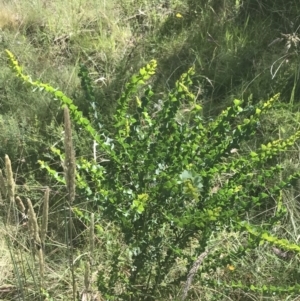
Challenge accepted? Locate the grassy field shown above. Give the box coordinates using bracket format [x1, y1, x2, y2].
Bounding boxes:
[1, 0, 300, 300]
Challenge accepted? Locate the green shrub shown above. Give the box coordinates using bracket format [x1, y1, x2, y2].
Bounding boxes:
[6, 49, 300, 300]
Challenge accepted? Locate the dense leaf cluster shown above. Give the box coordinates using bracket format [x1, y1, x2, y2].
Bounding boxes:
[6, 50, 300, 300]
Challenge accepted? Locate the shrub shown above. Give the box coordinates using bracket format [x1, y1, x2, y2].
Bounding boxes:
[6, 49, 300, 300]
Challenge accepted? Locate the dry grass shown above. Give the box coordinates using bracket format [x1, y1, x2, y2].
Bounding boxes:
[0, 5, 21, 30]
[0, 224, 13, 285]
[0, 0, 132, 59]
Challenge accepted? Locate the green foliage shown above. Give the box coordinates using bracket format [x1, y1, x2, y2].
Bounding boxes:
[206, 278, 300, 295]
[6, 50, 300, 300]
